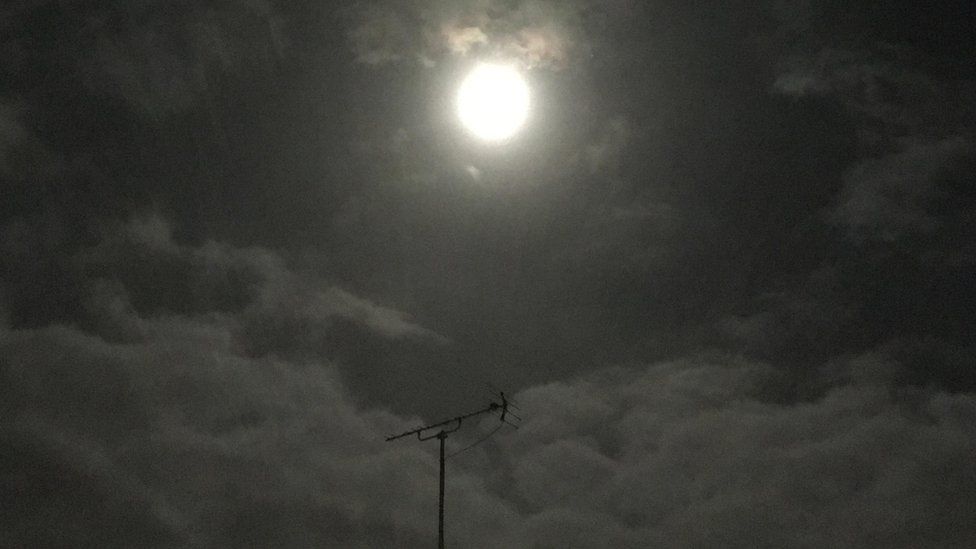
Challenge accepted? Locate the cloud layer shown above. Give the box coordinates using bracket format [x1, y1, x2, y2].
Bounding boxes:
[5, 317, 975, 546]
[4, 217, 975, 547]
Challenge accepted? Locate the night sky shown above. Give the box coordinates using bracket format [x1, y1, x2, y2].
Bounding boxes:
[2, 1, 975, 547]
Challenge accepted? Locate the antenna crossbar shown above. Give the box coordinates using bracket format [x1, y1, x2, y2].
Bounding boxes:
[385, 402, 500, 441]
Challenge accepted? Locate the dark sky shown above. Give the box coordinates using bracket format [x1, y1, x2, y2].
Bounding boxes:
[2, 1, 975, 547]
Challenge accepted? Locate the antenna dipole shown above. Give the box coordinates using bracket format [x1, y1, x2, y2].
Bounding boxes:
[386, 393, 518, 548]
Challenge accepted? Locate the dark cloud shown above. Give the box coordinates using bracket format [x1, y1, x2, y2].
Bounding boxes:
[4, 311, 974, 546]
[0, 320, 429, 546]
[727, 1, 976, 395]
[493, 359, 976, 547]
[5, 212, 972, 546]
[348, 2, 419, 66]
[76, 1, 288, 119]
[2, 212, 445, 345]
[828, 137, 974, 243]
[774, 47, 976, 140]
[0, 216, 452, 546]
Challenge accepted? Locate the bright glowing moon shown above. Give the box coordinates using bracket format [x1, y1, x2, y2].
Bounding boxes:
[457, 63, 530, 141]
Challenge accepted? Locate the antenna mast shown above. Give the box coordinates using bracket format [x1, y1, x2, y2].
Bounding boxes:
[386, 391, 519, 548]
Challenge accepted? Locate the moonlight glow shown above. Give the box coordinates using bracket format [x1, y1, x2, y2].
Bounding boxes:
[457, 63, 530, 141]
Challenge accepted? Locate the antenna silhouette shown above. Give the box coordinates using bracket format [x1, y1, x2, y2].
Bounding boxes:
[386, 391, 519, 548]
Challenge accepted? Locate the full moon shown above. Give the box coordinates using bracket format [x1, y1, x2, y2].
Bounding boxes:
[457, 63, 530, 141]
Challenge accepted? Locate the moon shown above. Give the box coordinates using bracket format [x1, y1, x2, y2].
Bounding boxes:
[457, 63, 530, 141]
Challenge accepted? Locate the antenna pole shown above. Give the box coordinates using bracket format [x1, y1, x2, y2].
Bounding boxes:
[438, 431, 446, 549]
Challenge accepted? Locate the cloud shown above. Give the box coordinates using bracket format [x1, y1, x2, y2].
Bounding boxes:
[73, 1, 288, 119]
[347, 0, 598, 70]
[716, 267, 856, 361]
[348, 4, 417, 65]
[5, 314, 975, 547]
[9, 216, 974, 549]
[768, 14, 976, 296]
[2, 212, 974, 546]
[481, 358, 976, 547]
[442, 24, 489, 56]
[772, 40, 976, 146]
[252, 277, 451, 345]
[113, 214, 447, 345]
[0, 320, 435, 546]
[828, 136, 974, 243]
[774, 47, 940, 127]
[2, 212, 448, 350]
[503, 23, 572, 69]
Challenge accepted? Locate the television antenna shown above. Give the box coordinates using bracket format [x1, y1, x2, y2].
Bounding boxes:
[386, 390, 519, 548]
